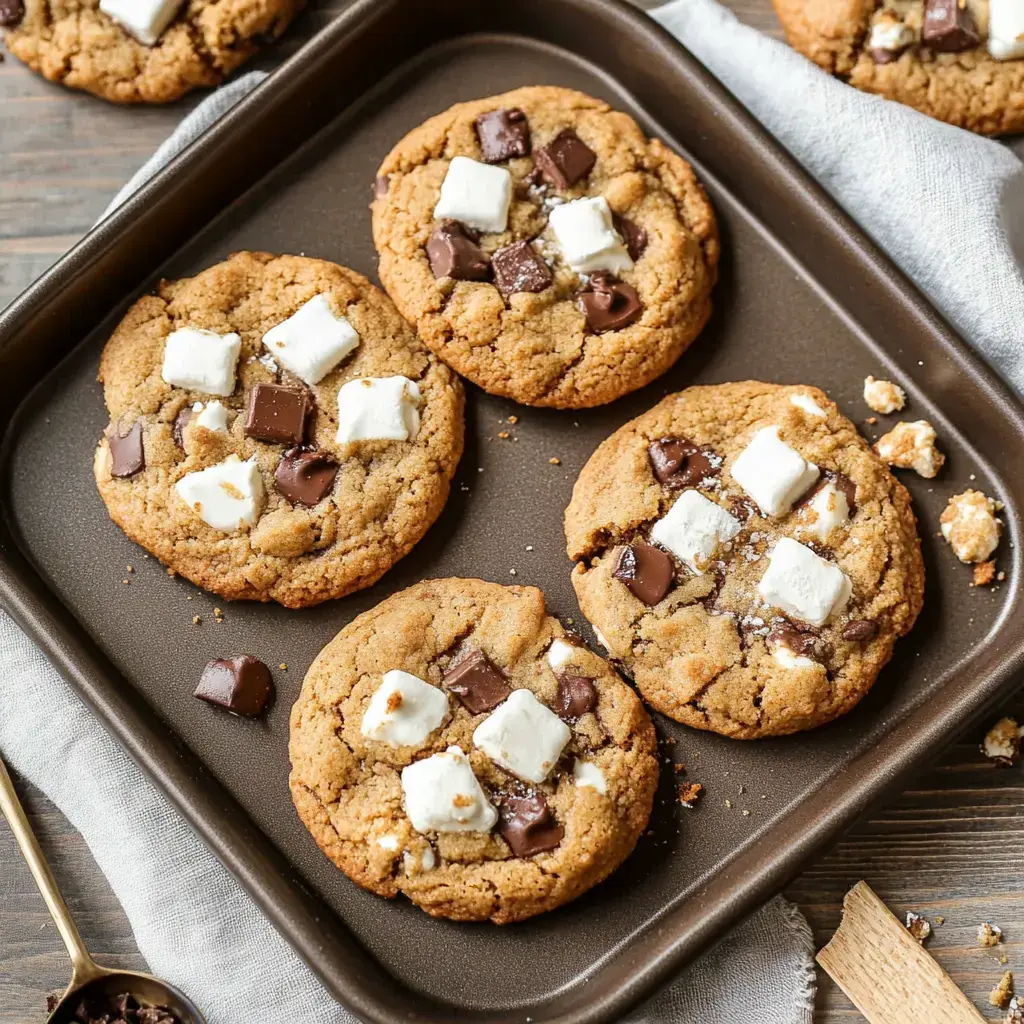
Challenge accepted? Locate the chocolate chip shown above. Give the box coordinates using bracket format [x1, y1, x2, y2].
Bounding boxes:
[613, 542, 673, 605]
[578, 272, 643, 333]
[922, 0, 979, 51]
[555, 674, 598, 719]
[0, 0, 24, 27]
[275, 446, 338, 506]
[498, 793, 564, 857]
[869, 47, 902, 63]
[172, 406, 193, 449]
[426, 220, 490, 281]
[614, 214, 648, 261]
[443, 647, 511, 714]
[533, 128, 596, 189]
[842, 619, 878, 642]
[475, 107, 531, 163]
[111, 994, 138, 1015]
[374, 174, 389, 199]
[45, 996, 59, 1014]
[648, 436, 720, 489]
[107, 420, 145, 478]
[195, 655, 273, 717]
[767, 620, 824, 661]
[243, 383, 310, 445]
[827, 470, 858, 513]
[491, 240, 552, 297]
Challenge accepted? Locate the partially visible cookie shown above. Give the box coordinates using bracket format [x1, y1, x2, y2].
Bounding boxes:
[288, 578, 658, 923]
[565, 382, 924, 739]
[3, 0, 302, 104]
[371, 85, 719, 409]
[93, 251, 463, 608]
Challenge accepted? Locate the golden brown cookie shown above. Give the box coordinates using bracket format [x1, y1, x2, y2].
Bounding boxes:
[565, 382, 924, 739]
[2, 0, 302, 104]
[288, 578, 659, 923]
[93, 251, 463, 608]
[774, 0, 1024, 134]
[370, 86, 719, 409]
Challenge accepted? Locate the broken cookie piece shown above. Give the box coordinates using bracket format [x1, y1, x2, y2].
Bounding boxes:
[874, 420, 945, 478]
[905, 911, 932, 943]
[940, 489, 1002, 564]
[863, 375, 906, 414]
[982, 716, 1022, 766]
[979, 922, 1004, 947]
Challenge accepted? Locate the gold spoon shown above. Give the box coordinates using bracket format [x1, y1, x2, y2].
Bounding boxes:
[0, 754, 206, 1024]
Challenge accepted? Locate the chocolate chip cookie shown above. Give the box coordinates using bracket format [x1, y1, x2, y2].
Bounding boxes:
[288, 578, 658, 923]
[565, 382, 924, 739]
[2, 0, 302, 104]
[93, 251, 464, 608]
[371, 86, 719, 409]
[774, 0, 1024, 134]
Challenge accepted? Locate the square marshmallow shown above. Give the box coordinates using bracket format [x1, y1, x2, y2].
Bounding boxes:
[401, 746, 498, 833]
[758, 537, 852, 627]
[547, 196, 634, 275]
[473, 689, 571, 785]
[731, 426, 819, 517]
[360, 670, 449, 748]
[162, 327, 242, 397]
[433, 156, 512, 234]
[100, 0, 183, 45]
[802, 482, 850, 542]
[262, 294, 360, 386]
[175, 456, 264, 532]
[989, 0, 1024, 59]
[336, 376, 421, 444]
[191, 401, 230, 433]
[649, 490, 741, 574]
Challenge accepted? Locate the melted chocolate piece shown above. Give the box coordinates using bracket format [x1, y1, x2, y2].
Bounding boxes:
[172, 405, 194, 449]
[869, 46, 902, 63]
[842, 619, 879, 642]
[730, 495, 760, 521]
[498, 793, 564, 857]
[475, 107, 531, 163]
[533, 128, 596, 189]
[578, 272, 643, 333]
[826, 470, 858, 513]
[491, 240, 552, 296]
[275, 447, 338, 506]
[426, 220, 490, 281]
[767, 620, 823, 661]
[194, 655, 273, 717]
[614, 214, 648, 261]
[0, 0, 24, 26]
[555, 674, 598, 719]
[647, 436, 720, 489]
[443, 647, 511, 714]
[244, 383, 310, 445]
[613, 542, 673, 605]
[107, 420, 145, 478]
[922, 0, 979, 51]
[374, 174, 390, 199]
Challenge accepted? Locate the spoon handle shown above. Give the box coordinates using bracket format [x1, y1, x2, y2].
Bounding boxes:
[0, 753, 100, 983]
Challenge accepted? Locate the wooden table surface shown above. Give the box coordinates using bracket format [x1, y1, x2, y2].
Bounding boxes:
[1, 2, 1022, 1020]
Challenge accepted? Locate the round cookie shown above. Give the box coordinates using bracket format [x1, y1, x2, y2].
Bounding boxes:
[93, 251, 463, 608]
[565, 382, 924, 739]
[370, 85, 719, 409]
[774, 0, 1024, 135]
[2, 0, 302, 104]
[288, 578, 659, 923]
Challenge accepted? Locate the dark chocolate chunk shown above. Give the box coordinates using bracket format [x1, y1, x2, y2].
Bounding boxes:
[275, 447, 338, 506]
[842, 619, 878, 642]
[0, 0, 24, 27]
[647, 436, 720, 489]
[426, 220, 490, 281]
[111, 994, 138, 1015]
[107, 420, 145, 478]
[578, 272, 643, 333]
[767, 620, 824, 661]
[195, 655, 273, 717]
[46, 995, 59, 1014]
[533, 128, 596, 189]
[243, 383, 310, 444]
[498, 793, 564, 857]
[491, 240, 552, 297]
[613, 542, 673, 605]
[614, 214, 648, 261]
[826, 470, 858, 513]
[555, 674, 598, 719]
[475, 107, 531, 163]
[922, 0, 979, 51]
[374, 174, 389, 199]
[172, 405, 193, 449]
[443, 647, 511, 714]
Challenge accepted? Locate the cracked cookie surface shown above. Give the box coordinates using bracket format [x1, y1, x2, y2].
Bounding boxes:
[288, 578, 658, 923]
[93, 251, 463, 608]
[565, 382, 924, 739]
[370, 85, 719, 409]
[5, 0, 302, 104]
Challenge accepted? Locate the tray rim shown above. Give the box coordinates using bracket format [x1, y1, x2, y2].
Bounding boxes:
[2, 0, 1024, 1021]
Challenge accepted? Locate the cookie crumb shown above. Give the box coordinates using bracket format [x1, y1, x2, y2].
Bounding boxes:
[498, 431, 510, 440]
[1006, 995, 1023, 1024]
[678, 782, 703, 807]
[126, 564, 134, 573]
[990, 971, 1015, 1009]
[866, 416, 878, 425]
[974, 561, 997, 586]
[941, 489, 1002, 565]
[549, 457, 561, 465]
[724, 798, 733, 809]
[167, 567, 176, 576]
[905, 911, 931, 943]
[874, 421, 945, 478]
[979, 922, 1003, 947]
[192, 615, 201, 625]
[279, 663, 288, 671]
[982, 717, 1022, 766]
[935, 915, 945, 925]
[863, 375, 906, 414]
[508, 415, 519, 424]
[525, 545, 534, 551]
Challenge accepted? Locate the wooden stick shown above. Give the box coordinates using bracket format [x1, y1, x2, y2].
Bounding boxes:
[817, 881, 987, 1024]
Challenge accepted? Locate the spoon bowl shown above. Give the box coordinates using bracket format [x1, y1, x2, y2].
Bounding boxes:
[46, 969, 205, 1024]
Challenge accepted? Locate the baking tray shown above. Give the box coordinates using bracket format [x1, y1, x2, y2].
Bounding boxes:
[2, 0, 1023, 1020]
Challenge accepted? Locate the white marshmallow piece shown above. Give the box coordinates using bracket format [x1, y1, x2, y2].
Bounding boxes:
[261, 294, 360, 386]
[547, 196, 634, 275]
[547, 638, 581, 672]
[772, 646, 819, 671]
[376, 834, 400, 851]
[790, 393, 827, 418]
[433, 156, 512, 233]
[649, 490, 741, 574]
[100, 0, 184, 45]
[401, 746, 498, 834]
[573, 759, 607, 795]
[473, 689, 571, 785]
[731, 427, 819, 517]
[360, 670, 448, 748]
[988, 0, 1024, 59]
[867, 18, 916, 53]
[191, 401, 230, 433]
[758, 537, 852, 627]
[161, 327, 241, 397]
[175, 456, 264, 532]
[803, 482, 850, 542]
[336, 376, 422, 444]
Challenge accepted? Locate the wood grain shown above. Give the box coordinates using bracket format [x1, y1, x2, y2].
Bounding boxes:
[0, 2, 1021, 1022]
